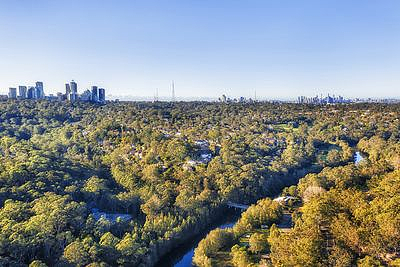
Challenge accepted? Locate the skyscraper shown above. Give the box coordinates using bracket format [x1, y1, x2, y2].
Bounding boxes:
[70, 80, 77, 93]
[8, 88, 17, 99]
[35, 81, 44, 99]
[34, 88, 40, 99]
[91, 86, 98, 102]
[68, 80, 78, 101]
[27, 86, 35, 99]
[98, 88, 105, 103]
[18, 86, 27, 99]
[65, 83, 71, 96]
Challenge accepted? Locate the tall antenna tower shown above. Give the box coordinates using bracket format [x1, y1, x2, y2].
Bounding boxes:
[153, 88, 159, 102]
[254, 89, 257, 102]
[156, 88, 159, 102]
[171, 80, 175, 102]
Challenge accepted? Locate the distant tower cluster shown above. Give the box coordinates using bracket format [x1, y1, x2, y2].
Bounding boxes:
[2, 80, 106, 103]
[218, 94, 255, 103]
[297, 94, 350, 104]
[8, 81, 45, 100]
[65, 81, 105, 103]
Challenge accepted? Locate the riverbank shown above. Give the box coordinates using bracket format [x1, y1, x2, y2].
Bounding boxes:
[155, 210, 241, 267]
[150, 149, 359, 267]
[191, 150, 366, 266]
[151, 164, 324, 267]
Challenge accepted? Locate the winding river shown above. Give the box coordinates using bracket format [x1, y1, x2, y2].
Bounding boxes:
[155, 211, 241, 267]
[171, 221, 236, 267]
[156, 151, 365, 267]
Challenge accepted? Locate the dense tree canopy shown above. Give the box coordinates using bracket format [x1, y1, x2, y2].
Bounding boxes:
[194, 137, 400, 266]
[0, 100, 398, 266]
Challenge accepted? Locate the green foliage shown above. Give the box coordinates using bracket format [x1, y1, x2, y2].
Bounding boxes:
[248, 232, 269, 254]
[193, 228, 234, 266]
[357, 256, 384, 267]
[230, 244, 255, 267]
[233, 198, 282, 237]
[0, 100, 398, 265]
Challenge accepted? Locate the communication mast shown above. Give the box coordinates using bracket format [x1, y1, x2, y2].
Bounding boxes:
[171, 81, 175, 102]
[153, 88, 159, 102]
[156, 88, 159, 102]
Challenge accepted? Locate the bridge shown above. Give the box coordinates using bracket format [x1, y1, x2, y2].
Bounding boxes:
[227, 201, 249, 211]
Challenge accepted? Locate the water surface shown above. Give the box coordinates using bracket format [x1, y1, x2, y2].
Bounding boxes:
[354, 151, 364, 164]
[155, 212, 240, 267]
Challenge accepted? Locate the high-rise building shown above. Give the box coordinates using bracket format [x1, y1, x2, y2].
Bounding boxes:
[70, 80, 77, 93]
[18, 86, 27, 99]
[27, 87, 35, 99]
[68, 80, 78, 101]
[35, 81, 44, 99]
[8, 88, 17, 99]
[98, 88, 105, 103]
[91, 86, 98, 102]
[65, 83, 71, 96]
[35, 87, 41, 99]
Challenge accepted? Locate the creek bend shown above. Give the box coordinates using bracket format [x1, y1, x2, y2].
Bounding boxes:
[155, 152, 363, 267]
[155, 167, 319, 267]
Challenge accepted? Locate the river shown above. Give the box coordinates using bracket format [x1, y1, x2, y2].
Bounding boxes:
[354, 151, 364, 164]
[156, 152, 364, 267]
[155, 211, 241, 267]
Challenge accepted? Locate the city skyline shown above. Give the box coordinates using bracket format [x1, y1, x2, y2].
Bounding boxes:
[3, 79, 106, 103]
[1, 1, 400, 98]
[2, 78, 399, 102]
[3, 78, 397, 103]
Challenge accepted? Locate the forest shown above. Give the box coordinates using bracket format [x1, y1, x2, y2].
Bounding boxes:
[193, 111, 400, 266]
[0, 100, 399, 266]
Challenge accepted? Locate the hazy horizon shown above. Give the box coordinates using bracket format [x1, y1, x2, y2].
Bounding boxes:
[1, 0, 400, 98]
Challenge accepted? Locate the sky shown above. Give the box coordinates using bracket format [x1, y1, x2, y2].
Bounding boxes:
[0, 0, 399, 100]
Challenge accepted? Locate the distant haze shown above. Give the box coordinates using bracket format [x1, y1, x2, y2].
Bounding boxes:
[0, 0, 399, 99]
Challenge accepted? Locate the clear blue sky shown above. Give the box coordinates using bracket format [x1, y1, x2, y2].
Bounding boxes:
[0, 0, 399, 99]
